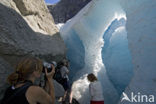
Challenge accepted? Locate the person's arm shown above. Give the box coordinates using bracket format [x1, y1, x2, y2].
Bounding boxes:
[45, 65, 55, 104]
[26, 86, 53, 104]
[26, 66, 55, 104]
[45, 78, 55, 104]
[89, 83, 94, 98]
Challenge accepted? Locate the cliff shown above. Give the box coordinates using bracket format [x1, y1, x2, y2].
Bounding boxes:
[48, 0, 91, 23]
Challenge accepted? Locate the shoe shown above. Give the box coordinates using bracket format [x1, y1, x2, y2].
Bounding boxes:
[62, 101, 66, 104]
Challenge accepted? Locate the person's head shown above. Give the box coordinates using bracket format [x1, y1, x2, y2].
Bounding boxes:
[62, 60, 67, 66]
[62, 59, 70, 67]
[7, 56, 43, 85]
[66, 60, 70, 67]
[87, 73, 98, 82]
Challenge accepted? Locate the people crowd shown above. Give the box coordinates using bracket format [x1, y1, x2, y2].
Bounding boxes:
[1, 56, 104, 104]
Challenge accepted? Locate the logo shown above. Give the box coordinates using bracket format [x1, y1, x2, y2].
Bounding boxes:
[121, 92, 155, 103]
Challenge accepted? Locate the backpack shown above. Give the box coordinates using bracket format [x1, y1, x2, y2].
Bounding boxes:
[53, 69, 62, 83]
[53, 62, 64, 84]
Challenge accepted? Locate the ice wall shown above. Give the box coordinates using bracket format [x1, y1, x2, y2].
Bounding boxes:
[60, 0, 156, 104]
[118, 0, 156, 103]
[60, 27, 85, 79]
[102, 18, 133, 95]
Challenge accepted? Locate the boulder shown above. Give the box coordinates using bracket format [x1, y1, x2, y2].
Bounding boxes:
[53, 80, 65, 97]
[0, 0, 66, 65]
[0, 57, 13, 101]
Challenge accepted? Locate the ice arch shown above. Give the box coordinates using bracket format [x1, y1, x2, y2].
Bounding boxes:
[59, 0, 156, 104]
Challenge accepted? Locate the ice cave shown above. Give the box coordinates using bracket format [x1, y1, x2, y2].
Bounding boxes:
[58, 0, 156, 104]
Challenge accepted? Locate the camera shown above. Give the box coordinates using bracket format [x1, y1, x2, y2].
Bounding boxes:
[42, 61, 57, 73]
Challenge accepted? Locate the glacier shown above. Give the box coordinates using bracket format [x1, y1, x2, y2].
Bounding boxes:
[102, 18, 133, 95]
[59, 0, 156, 104]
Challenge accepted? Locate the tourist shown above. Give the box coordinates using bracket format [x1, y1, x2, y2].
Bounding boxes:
[87, 73, 104, 104]
[1, 57, 55, 104]
[60, 59, 70, 103]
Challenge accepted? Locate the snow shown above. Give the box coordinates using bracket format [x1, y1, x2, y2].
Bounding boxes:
[56, 23, 64, 30]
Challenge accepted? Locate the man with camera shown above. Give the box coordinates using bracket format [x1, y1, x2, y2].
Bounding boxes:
[1, 57, 56, 104]
[60, 60, 70, 103]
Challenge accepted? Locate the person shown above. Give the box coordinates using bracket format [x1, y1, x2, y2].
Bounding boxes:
[69, 82, 80, 104]
[1, 57, 55, 104]
[60, 60, 70, 103]
[87, 73, 104, 104]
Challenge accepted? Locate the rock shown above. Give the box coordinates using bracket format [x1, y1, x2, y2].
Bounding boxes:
[0, 0, 66, 64]
[13, 0, 57, 34]
[0, 57, 13, 101]
[53, 80, 65, 97]
[48, 0, 91, 23]
[0, 0, 66, 101]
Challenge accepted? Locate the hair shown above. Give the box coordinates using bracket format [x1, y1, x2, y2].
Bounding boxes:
[61, 59, 70, 68]
[87, 73, 98, 82]
[7, 56, 43, 85]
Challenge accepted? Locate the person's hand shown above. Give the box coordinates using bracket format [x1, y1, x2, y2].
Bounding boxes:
[45, 65, 55, 80]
